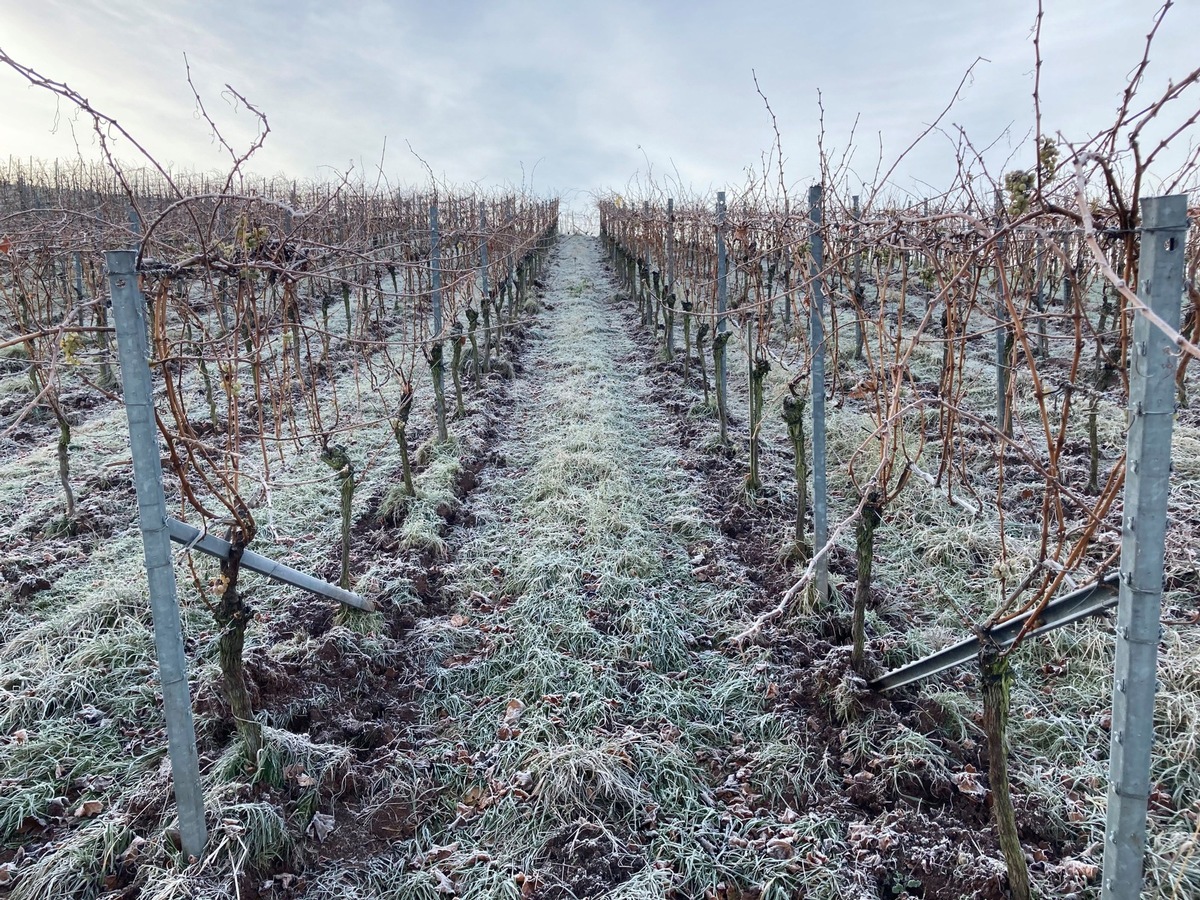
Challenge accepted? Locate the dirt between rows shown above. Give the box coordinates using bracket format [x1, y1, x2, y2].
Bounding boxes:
[0, 243, 555, 897]
[232, 236, 1096, 899]
[219, 299, 555, 886]
[3, 236, 1118, 899]
[598, 249, 1098, 899]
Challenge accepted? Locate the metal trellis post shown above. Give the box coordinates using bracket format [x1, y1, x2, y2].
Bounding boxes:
[72, 251, 85, 326]
[808, 185, 829, 604]
[430, 201, 448, 442]
[994, 189, 1012, 437]
[716, 191, 729, 435]
[479, 205, 491, 372]
[666, 197, 675, 357]
[1101, 194, 1188, 900]
[851, 195, 864, 359]
[643, 201, 652, 328]
[105, 250, 207, 859]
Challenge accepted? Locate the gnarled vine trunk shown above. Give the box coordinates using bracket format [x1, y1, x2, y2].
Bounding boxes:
[851, 489, 883, 672]
[782, 393, 809, 558]
[980, 645, 1031, 900]
[746, 357, 769, 492]
[321, 444, 356, 590]
[217, 516, 261, 764]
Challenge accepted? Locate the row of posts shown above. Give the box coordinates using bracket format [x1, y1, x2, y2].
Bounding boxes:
[428, 200, 557, 442]
[601, 187, 832, 606]
[110, 202, 557, 859]
[109, 183, 1184, 894]
[600, 190, 1186, 900]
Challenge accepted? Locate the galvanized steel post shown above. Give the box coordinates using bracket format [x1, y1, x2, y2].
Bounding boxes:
[479, 205, 490, 301]
[808, 185, 829, 603]
[1101, 194, 1188, 900]
[642, 201, 653, 328]
[479, 205, 491, 373]
[666, 198, 676, 357]
[72, 251, 85, 325]
[851, 194, 864, 359]
[994, 189, 1012, 437]
[430, 202, 448, 442]
[716, 192, 728, 341]
[715, 192, 724, 396]
[106, 250, 207, 859]
[715, 191, 729, 442]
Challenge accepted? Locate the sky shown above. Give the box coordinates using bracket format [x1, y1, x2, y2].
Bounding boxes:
[1, 0, 1198, 224]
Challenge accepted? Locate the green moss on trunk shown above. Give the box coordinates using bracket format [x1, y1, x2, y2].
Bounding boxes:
[852, 490, 883, 672]
[451, 326, 467, 419]
[782, 393, 809, 557]
[393, 383, 416, 496]
[55, 408, 75, 523]
[482, 297, 494, 373]
[664, 291, 676, 362]
[429, 342, 448, 443]
[466, 307, 481, 389]
[713, 331, 731, 445]
[321, 444, 356, 591]
[216, 517, 261, 765]
[682, 299, 693, 383]
[980, 646, 1031, 900]
[746, 357, 770, 493]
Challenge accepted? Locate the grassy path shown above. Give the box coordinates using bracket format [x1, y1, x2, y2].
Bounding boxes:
[296, 233, 1200, 900]
[307, 235, 844, 899]
[10, 235, 1122, 899]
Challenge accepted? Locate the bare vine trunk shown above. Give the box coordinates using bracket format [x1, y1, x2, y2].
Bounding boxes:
[430, 342, 448, 442]
[851, 490, 883, 672]
[782, 394, 809, 558]
[217, 519, 261, 764]
[466, 307, 482, 389]
[393, 384, 416, 496]
[54, 409, 75, 522]
[682, 299, 693, 383]
[746, 357, 769, 492]
[451, 330, 467, 418]
[713, 331, 730, 444]
[321, 445, 356, 590]
[981, 646, 1031, 900]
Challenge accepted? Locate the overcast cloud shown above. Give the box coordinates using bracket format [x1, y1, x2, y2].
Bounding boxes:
[2, 0, 1198, 220]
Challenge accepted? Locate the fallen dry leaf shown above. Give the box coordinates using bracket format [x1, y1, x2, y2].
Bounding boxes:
[424, 843, 460, 863]
[434, 868, 457, 895]
[502, 698, 525, 726]
[765, 837, 794, 859]
[952, 765, 988, 798]
[73, 800, 103, 819]
[307, 812, 335, 842]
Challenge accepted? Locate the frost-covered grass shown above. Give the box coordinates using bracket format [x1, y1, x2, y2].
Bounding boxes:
[298, 237, 853, 898]
[710, 267, 1200, 898]
[380, 436, 464, 556]
[0, 265, 504, 895]
[4, 234, 1198, 897]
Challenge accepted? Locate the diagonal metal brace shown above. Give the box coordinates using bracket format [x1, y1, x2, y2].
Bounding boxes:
[871, 571, 1120, 692]
[166, 518, 375, 612]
